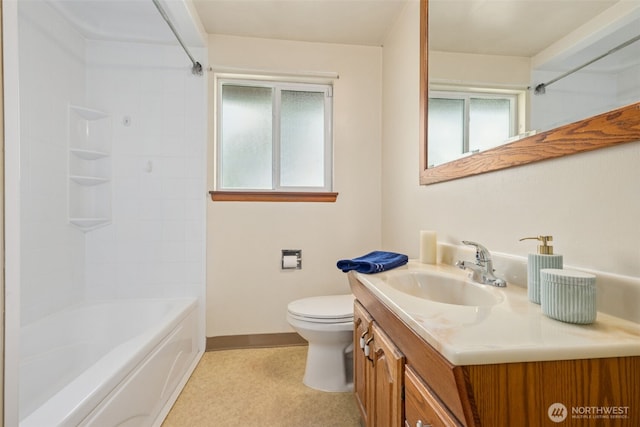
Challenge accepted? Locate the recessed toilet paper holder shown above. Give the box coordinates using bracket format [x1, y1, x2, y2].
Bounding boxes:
[282, 249, 302, 270]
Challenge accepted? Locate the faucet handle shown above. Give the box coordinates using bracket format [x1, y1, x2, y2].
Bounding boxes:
[459, 241, 506, 287]
[461, 240, 491, 263]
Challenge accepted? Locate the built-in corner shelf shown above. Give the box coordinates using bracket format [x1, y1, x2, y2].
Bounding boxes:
[69, 175, 110, 186]
[69, 218, 111, 231]
[70, 105, 109, 121]
[70, 148, 109, 160]
[68, 105, 112, 232]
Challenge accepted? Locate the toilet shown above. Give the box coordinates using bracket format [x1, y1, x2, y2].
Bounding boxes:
[286, 294, 355, 392]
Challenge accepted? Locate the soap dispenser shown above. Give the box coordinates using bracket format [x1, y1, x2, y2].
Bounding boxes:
[520, 235, 563, 304]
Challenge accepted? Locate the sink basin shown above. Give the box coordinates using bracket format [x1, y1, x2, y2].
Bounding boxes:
[383, 271, 501, 307]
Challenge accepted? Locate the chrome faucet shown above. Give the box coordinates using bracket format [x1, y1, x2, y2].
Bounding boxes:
[455, 241, 507, 287]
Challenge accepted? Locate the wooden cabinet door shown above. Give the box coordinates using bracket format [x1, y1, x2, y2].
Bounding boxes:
[404, 367, 460, 427]
[354, 301, 373, 425]
[371, 322, 405, 427]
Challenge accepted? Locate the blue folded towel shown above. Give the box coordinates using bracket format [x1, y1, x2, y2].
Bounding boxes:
[336, 251, 408, 274]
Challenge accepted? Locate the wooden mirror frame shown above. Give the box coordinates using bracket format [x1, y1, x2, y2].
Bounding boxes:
[419, 0, 640, 185]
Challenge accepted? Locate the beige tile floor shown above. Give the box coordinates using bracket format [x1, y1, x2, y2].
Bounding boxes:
[162, 346, 361, 427]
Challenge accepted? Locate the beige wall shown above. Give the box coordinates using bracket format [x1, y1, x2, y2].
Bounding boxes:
[430, 50, 531, 88]
[206, 4, 639, 339]
[206, 35, 382, 337]
[382, 2, 640, 278]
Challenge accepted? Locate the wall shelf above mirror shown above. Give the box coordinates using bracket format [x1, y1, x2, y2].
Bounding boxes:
[419, 0, 640, 185]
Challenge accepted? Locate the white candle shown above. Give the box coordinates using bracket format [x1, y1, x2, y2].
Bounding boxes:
[419, 230, 437, 264]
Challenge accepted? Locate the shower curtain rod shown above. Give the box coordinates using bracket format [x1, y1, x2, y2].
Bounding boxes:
[151, 0, 203, 76]
[533, 33, 640, 95]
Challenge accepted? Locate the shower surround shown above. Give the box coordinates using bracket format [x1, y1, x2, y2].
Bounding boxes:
[6, 0, 208, 424]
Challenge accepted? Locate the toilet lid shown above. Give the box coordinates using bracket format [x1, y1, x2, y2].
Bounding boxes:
[287, 294, 354, 322]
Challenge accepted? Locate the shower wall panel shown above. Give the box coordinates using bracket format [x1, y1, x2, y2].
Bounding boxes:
[83, 40, 207, 301]
[18, 1, 86, 325]
[618, 63, 640, 105]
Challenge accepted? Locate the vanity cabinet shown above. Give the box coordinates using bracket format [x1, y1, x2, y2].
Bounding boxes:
[349, 272, 640, 427]
[354, 301, 404, 427]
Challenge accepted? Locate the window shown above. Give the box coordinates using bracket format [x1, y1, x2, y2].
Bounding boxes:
[428, 90, 519, 167]
[214, 78, 334, 200]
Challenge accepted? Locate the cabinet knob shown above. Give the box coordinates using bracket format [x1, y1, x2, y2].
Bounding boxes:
[416, 421, 432, 427]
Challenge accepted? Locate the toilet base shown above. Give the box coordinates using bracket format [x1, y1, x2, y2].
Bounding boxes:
[303, 342, 354, 392]
[286, 297, 355, 393]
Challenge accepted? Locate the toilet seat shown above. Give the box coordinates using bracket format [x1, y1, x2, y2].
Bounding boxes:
[287, 294, 354, 324]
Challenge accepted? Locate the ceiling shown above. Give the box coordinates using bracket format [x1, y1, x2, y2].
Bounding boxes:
[191, 0, 409, 46]
[48, 0, 640, 70]
[429, 0, 619, 57]
[194, 0, 639, 72]
[192, 0, 634, 56]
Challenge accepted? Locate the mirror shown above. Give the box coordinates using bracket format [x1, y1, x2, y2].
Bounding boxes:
[420, 0, 640, 185]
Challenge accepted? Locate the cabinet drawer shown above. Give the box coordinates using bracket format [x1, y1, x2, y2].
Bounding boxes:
[404, 367, 460, 427]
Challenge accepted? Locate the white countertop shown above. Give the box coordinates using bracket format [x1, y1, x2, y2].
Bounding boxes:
[355, 261, 640, 365]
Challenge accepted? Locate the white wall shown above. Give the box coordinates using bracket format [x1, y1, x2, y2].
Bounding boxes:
[18, 1, 86, 324]
[84, 41, 207, 303]
[382, 2, 640, 278]
[618, 62, 640, 105]
[207, 35, 382, 337]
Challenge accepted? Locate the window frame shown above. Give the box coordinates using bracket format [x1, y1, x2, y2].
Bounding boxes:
[214, 78, 334, 197]
[428, 88, 520, 160]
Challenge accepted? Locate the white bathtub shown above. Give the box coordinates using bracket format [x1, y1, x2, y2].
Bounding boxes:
[19, 298, 201, 427]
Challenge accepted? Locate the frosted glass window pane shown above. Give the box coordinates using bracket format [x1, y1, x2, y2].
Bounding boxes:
[428, 98, 464, 167]
[220, 85, 273, 189]
[469, 98, 511, 152]
[280, 90, 325, 187]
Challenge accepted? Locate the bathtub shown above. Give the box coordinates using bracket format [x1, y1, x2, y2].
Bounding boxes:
[19, 298, 201, 427]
